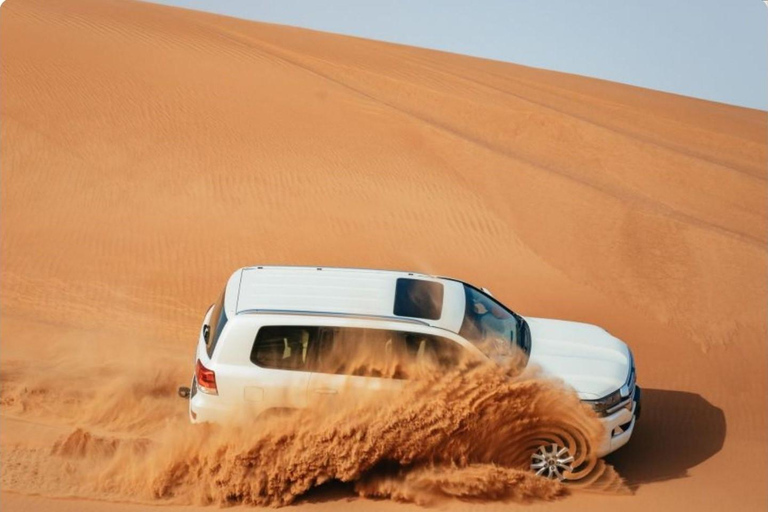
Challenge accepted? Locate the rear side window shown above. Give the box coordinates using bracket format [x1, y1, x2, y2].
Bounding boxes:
[393, 278, 444, 320]
[206, 288, 228, 358]
[313, 327, 465, 378]
[251, 326, 319, 371]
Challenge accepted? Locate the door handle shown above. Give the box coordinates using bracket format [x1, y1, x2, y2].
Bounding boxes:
[313, 388, 338, 395]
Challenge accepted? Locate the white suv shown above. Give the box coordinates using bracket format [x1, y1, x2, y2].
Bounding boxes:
[179, 266, 640, 477]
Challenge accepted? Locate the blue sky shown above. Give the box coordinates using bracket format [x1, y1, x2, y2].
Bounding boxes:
[147, 0, 767, 110]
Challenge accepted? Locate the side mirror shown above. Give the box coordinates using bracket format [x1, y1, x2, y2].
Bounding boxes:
[203, 324, 210, 343]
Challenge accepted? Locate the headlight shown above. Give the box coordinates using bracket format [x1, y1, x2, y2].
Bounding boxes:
[585, 389, 624, 416]
[622, 350, 636, 397]
[585, 350, 636, 417]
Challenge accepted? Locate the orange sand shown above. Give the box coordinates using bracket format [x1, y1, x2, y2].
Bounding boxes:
[1, 0, 766, 510]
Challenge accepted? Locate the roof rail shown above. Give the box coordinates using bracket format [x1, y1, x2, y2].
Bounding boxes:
[243, 264, 433, 277]
[237, 309, 430, 326]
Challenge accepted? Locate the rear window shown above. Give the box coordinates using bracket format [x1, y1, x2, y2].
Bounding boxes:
[206, 288, 228, 357]
[393, 278, 444, 320]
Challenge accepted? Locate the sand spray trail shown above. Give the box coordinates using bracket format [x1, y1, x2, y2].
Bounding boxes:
[0, 343, 188, 436]
[1, 341, 625, 506]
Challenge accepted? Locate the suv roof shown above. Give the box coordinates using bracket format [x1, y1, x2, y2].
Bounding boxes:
[223, 266, 467, 333]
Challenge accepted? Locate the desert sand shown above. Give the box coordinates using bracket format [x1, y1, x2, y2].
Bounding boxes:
[1, 0, 766, 510]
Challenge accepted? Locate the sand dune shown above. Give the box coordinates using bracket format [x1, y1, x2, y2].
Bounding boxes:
[1, 0, 766, 510]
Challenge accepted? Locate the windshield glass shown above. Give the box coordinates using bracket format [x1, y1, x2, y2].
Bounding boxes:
[458, 284, 530, 362]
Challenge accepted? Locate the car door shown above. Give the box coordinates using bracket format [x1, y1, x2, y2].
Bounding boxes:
[307, 326, 406, 405]
[240, 324, 318, 415]
[306, 326, 471, 406]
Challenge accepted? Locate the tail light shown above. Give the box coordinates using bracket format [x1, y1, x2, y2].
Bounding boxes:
[196, 359, 218, 395]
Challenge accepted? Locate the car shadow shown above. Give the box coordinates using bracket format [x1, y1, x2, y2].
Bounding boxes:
[605, 388, 726, 489]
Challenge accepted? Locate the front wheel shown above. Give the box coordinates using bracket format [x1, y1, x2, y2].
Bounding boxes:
[530, 442, 574, 480]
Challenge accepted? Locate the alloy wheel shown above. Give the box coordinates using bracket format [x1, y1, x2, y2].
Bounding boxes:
[531, 442, 574, 480]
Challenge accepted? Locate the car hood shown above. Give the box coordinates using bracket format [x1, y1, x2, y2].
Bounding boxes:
[525, 317, 630, 399]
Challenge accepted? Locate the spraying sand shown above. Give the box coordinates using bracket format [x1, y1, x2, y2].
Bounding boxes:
[1, 345, 623, 506]
[1, 0, 765, 510]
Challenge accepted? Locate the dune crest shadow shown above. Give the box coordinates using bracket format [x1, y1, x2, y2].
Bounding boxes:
[605, 388, 726, 488]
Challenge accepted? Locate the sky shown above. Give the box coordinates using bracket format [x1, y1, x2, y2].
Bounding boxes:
[147, 0, 767, 110]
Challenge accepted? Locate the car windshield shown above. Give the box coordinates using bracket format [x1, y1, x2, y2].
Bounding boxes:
[458, 284, 530, 362]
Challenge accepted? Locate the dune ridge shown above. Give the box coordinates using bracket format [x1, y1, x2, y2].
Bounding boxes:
[1, 0, 766, 510]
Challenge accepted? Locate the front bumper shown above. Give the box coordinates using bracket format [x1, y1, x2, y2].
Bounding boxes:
[595, 385, 641, 457]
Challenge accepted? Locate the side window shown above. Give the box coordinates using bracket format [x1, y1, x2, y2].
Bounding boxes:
[206, 288, 228, 358]
[251, 326, 318, 370]
[313, 327, 467, 378]
[459, 285, 525, 359]
[402, 332, 465, 371]
[314, 327, 401, 378]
